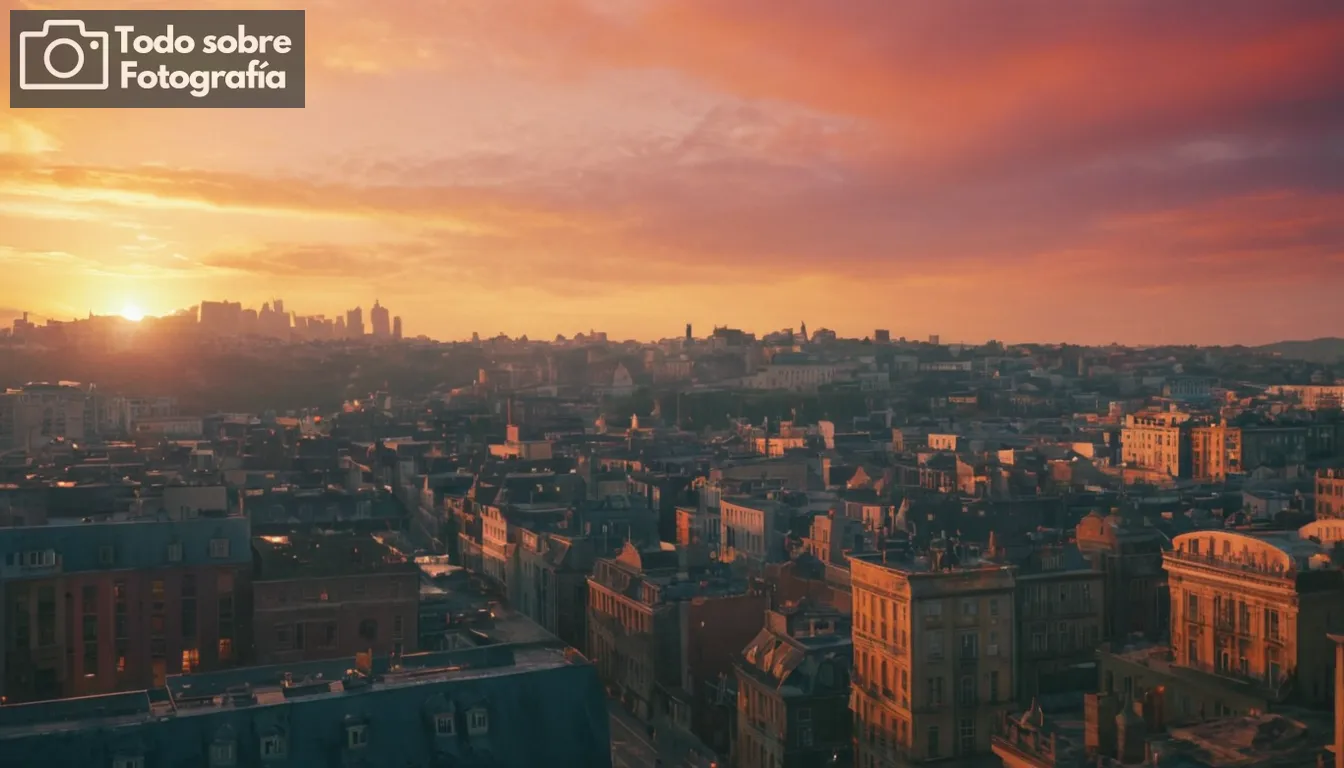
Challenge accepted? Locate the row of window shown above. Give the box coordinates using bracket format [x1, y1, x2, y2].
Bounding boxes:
[5, 539, 232, 570]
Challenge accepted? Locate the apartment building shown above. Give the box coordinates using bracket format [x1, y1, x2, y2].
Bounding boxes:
[1317, 468, 1344, 519]
[1120, 410, 1191, 477]
[1101, 529, 1343, 722]
[721, 496, 790, 570]
[586, 543, 764, 722]
[1075, 510, 1169, 642]
[735, 601, 853, 768]
[986, 533, 1106, 700]
[250, 533, 419, 665]
[1166, 530, 1342, 709]
[0, 514, 252, 702]
[850, 541, 1017, 765]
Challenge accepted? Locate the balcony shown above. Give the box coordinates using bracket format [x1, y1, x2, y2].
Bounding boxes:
[1164, 549, 1297, 581]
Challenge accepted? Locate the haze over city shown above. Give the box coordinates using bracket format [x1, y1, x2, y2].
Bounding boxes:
[3, 0, 1343, 345]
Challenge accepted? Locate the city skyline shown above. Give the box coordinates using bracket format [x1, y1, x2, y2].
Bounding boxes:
[3, 2, 1343, 344]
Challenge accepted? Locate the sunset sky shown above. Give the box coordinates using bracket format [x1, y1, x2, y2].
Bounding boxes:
[2, 0, 1343, 344]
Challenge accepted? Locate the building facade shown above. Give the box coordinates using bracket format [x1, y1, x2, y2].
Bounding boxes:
[1317, 468, 1344, 520]
[735, 602, 852, 768]
[1120, 410, 1191, 477]
[0, 515, 252, 703]
[251, 534, 419, 666]
[1164, 530, 1342, 712]
[850, 543, 1017, 765]
[1076, 511, 1168, 642]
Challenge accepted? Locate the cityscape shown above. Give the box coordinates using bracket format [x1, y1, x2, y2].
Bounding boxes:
[4, 2, 1344, 768]
[2, 316, 1344, 767]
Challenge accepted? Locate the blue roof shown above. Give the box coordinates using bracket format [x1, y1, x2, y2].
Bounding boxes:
[0, 646, 612, 768]
[0, 514, 252, 573]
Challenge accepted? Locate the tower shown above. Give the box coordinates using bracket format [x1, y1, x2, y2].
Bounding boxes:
[799, 321, 808, 343]
[685, 323, 692, 342]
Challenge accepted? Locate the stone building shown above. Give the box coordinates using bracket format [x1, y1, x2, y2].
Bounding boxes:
[1100, 529, 1344, 722]
[1076, 510, 1169, 642]
[849, 538, 1016, 764]
[734, 600, 852, 768]
[251, 533, 420, 666]
[986, 531, 1107, 700]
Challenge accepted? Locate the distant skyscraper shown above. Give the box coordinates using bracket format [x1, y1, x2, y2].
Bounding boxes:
[346, 307, 364, 337]
[392, 316, 402, 340]
[370, 300, 391, 338]
[685, 323, 692, 342]
[874, 329, 890, 343]
[800, 321, 808, 343]
[273, 298, 284, 315]
[929, 334, 940, 345]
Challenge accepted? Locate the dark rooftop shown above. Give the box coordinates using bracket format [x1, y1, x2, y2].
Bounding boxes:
[252, 532, 421, 581]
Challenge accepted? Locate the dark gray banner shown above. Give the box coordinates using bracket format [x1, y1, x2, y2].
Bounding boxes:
[10, 10, 305, 108]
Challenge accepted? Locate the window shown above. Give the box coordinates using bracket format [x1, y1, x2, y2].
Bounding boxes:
[924, 602, 943, 619]
[260, 734, 287, 760]
[435, 713, 456, 737]
[958, 717, 976, 755]
[318, 622, 338, 649]
[393, 615, 404, 642]
[218, 638, 233, 662]
[927, 726, 940, 759]
[276, 625, 293, 650]
[99, 546, 115, 566]
[359, 619, 378, 643]
[926, 631, 944, 660]
[989, 671, 999, 703]
[346, 724, 368, 749]
[959, 632, 978, 660]
[112, 757, 144, 768]
[182, 648, 200, 674]
[167, 541, 183, 563]
[959, 675, 975, 705]
[927, 677, 943, 707]
[989, 598, 999, 617]
[960, 599, 977, 616]
[209, 741, 235, 767]
[468, 708, 489, 735]
[1187, 593, 1199, 622]
[21, 550, 56, 568]
[209, 538, 231, 558]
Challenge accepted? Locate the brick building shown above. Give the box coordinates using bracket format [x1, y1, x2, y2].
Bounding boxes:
[0, 513, 252, 703]
[251, 533, 419, 665]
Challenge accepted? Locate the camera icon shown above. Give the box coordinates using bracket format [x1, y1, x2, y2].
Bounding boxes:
[18, 20, 110, 91]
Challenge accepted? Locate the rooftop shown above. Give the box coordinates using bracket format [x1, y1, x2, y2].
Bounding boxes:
[252, 532, 421, 581]
[0, 646, 612, 768]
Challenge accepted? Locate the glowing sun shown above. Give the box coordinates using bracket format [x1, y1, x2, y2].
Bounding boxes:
[119, 304, 145, 322]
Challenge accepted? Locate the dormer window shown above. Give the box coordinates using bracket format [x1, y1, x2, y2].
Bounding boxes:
[260, 733, 288, 761]
[209, 538, 231, 558]
[467, 708, 489, 736]
[346, 723, 368, 750]
[209, 740, 236, 767]
[112, 757, 144, 768]
[435, 713, 456, 737]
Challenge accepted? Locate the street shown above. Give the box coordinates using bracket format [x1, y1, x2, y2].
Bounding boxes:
[608, 700, 722, 768]
[608, 700, 664, 768]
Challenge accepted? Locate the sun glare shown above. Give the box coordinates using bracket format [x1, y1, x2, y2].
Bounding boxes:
[120, 304, 145, 322]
